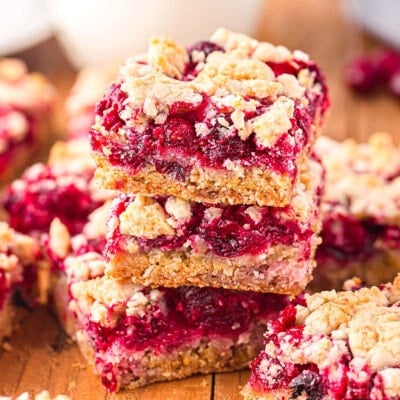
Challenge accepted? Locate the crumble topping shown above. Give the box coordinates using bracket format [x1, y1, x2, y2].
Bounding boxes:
[0, 222, 39, 266]
[316, 132, 400, 225]
[64, 252, 105, 282]
[148, 36, 189, 79]
[121, 72, 203, 114]
[49, 218, 71, 258]
[296, 276, 400, 372]
[118, 29, 314, 149]
[380, 369, 400, 397]
[165, 197, 192, 226]
[251, 97, 294, 147]
[118, 194, 175, 239]
[277, 74, 306, 99]
[83, 201, 111, 240]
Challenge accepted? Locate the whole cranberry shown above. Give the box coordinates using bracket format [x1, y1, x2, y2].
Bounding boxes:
[345, 57, 379, 93]
[376, 50, 400, 83]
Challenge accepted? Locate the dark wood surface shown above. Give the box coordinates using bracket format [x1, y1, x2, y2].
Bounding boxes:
[1, 1, 400, 398]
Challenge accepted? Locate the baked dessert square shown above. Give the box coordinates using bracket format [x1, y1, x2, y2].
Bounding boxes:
[59, 254, 290, 392]
[0, 222, 42, 343]
[66, 67, 116, 140]
[242, 276, 400, 400]
[1, 138, 113, 237]
[0, 58, 55, 182]
[47, 207, 290, 392]
[311, 132, 400, 291]
[104, 156, 323, 295]
[91, 28, 329, 207]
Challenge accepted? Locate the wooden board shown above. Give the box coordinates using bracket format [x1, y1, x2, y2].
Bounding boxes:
[1, 0, 400, 398]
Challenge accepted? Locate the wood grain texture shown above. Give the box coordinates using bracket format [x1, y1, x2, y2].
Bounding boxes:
[1, 0, 400, 399]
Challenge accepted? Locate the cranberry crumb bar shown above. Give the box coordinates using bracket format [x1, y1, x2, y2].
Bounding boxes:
[2, 139, 113, 237]
[64, 255, 289, 392]
[312, 132, 400, 290]
[243, 276, 400, 400]
[104, 157, 323, 294]
[91, 28, 329, 207]
[48, 206, 290, 392]
[0, 58, 55, 181]
[0, 222, 42, 342]
[66, 67, 117, 139]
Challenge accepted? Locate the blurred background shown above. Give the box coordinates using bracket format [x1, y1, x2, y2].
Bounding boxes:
[1, 0, 400, 141]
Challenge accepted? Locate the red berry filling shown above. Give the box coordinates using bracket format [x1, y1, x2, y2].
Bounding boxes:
[2, 165, 102, 236]
[107, 195, 314, 258]
[85, 286, 288, 392]
[91, 51, 328, 182]
[317, 211, 400, 263]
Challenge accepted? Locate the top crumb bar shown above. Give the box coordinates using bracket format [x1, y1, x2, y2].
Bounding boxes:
[91, 28, 329, 206]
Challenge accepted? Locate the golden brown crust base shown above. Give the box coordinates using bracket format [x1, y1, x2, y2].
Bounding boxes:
[77, 321, 267, 390]
[309, 250, 400, 292]
[106, 245, 316, 295]
[94, 154, 293, 207]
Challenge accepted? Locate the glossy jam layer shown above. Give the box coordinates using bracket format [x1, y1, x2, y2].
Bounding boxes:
[2, 166, 102, 236]
[316, 212, 400, 263]
[86, 286, 288, 391]
[91, 43, 329, 182]
[107, 195, 314, 258]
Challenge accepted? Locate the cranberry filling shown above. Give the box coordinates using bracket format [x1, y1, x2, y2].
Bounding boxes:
[2, 166, 102, 236]
[87, 286, 288, 355]
[91, 54, 329, 182]
[316, 211, 400, 263]
[108, 196, 313, 258]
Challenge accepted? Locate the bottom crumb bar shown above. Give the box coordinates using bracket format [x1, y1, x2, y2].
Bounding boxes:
[52, 222, 290, 392]
[64, 254, 289, 392]
[243, 276, 400, 400]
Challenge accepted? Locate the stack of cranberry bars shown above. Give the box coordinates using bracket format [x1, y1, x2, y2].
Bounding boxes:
[56, 28, 329, 391]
